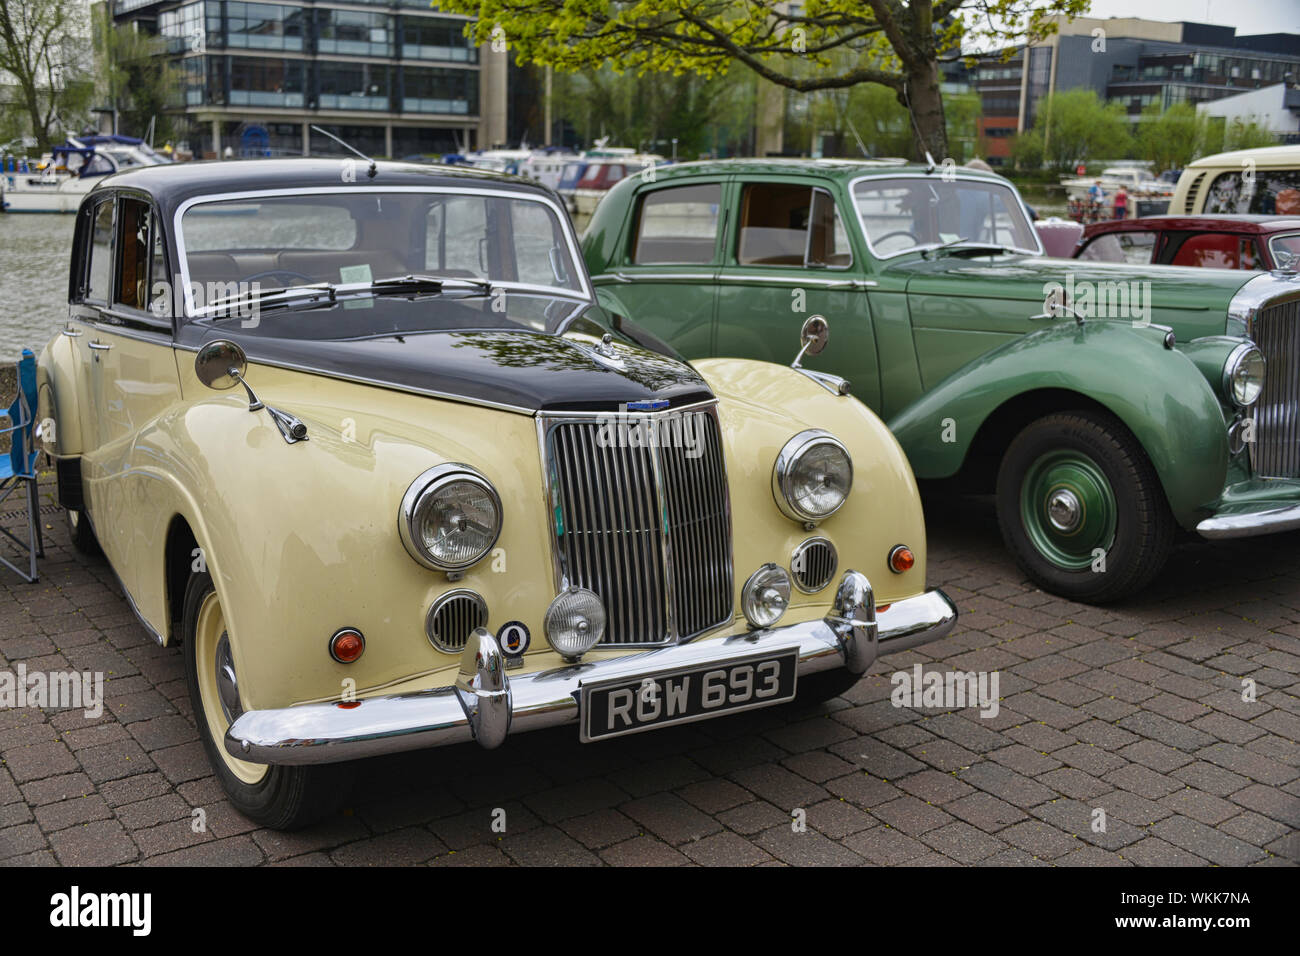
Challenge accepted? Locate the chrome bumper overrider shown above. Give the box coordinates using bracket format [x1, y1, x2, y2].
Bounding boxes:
[225, 572, 957, 766]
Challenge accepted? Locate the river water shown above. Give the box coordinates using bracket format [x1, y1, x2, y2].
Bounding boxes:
[0, 214, 76, 362]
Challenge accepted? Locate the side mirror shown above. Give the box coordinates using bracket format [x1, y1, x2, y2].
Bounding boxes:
[195, 339, 249, 391]
[792, 315, 829, 368]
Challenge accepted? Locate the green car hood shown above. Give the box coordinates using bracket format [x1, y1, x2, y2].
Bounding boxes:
[888, 254, 1254, 341]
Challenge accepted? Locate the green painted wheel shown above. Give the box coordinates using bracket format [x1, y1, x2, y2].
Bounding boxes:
[1019, 450, 1117, 570]
[996, 411, 1175, 604]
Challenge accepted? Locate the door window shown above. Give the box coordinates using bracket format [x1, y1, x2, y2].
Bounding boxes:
[1169, 233, 1255, 269]
[737, 183, 852, 267]
[116, 199, 151, 309]
[631, 183, 721, 265]
[86, 199, 115, 303]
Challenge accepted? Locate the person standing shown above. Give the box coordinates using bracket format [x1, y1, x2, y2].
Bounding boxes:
[1113, 186, 1128, 221]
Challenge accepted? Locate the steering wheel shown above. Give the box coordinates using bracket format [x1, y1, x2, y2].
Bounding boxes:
[875, 229, 919, 248]
[240, 269, 318, 286]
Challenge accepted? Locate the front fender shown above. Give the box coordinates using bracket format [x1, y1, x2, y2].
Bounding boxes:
[887, 321, 1229, 527]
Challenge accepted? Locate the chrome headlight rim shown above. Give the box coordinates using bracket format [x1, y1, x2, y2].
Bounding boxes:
[771, 429, 854, 523]
[399, 463, 503, 572]
[741, 562, 792, 629]
[1223, 342, 1266, 408]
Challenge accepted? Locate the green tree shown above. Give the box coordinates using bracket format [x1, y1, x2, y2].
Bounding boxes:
[92, 3, 180, 142]
[1222, 116, 1278, 152]
[1034, 89, 1131, 173]
[0, 0, 94, 150]
[440, 0, 1089, 160]
[1136, 102, 1208, 174]
[1009, 127, 1044, 171]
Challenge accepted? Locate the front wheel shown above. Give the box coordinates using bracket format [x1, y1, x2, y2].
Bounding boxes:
[183, 570, 353, 829]
[996, 411, 1174, 604]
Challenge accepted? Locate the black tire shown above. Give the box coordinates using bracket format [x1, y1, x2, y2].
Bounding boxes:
[996, 411, 1174, 604]
[797, 668, 862, 706]
[182, 571, 352, 829]
[65, 508, 100, 555]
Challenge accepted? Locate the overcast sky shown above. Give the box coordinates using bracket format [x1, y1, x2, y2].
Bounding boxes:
[1081, 0, 1299, 37]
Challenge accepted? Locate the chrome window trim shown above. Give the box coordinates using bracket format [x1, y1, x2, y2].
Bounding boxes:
[1266, 233, 1300, 268]
[847, 172, 1045, 262]
[172, 185, 592, 319]
[713, 274, 877, 289]
[535, 400, 734, 648]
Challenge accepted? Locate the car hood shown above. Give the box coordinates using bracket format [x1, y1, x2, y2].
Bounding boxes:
[180, 317, 713, 414]
[888, 254, 1255, 340]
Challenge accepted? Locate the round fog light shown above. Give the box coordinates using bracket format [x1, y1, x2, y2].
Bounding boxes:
[330, 628, 365, 663]
[545, 588, 606, 661]
[742, 563, 791, 629]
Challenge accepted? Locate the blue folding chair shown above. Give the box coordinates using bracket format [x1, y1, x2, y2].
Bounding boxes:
[0, 349, 43, 583]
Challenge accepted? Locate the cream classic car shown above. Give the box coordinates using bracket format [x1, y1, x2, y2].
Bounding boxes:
[38, 158, 956, 829]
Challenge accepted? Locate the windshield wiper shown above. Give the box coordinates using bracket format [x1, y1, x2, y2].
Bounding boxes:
[206, 282, 336, 319]
[917, 237, 1012, 259]
[369, 274, 493, 297]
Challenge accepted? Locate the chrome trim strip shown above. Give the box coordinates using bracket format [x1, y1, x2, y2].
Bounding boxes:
[1197, 505, 1300, 539]
[172, 185, 593, 319]
[224, 579, 958, 765]
[714, 274, 876, 289]
[846, 172, 1045, 262]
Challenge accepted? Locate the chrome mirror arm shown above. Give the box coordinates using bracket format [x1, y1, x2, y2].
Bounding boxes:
[228, 367, 265, 412]
[227, 366, 308, 444]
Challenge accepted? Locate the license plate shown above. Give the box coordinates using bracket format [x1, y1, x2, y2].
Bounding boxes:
[580, 650, 798, 742]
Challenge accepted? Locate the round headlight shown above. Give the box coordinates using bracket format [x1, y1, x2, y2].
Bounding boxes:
[399, 464, 502, 572]
[1224, 344, 1266, 407]
[742, 563, 791, 629]
[545, 588, 606, 660]
[772, 430, 853, 523]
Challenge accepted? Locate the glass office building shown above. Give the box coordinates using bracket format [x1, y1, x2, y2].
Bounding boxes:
[112, 0, 504, 159]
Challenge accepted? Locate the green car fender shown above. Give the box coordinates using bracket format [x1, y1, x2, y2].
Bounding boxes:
[887, 320, 1230, 528]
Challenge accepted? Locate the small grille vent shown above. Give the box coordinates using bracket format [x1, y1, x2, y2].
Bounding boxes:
[426, 590, 488, 653]
[792, 538, 837, 593]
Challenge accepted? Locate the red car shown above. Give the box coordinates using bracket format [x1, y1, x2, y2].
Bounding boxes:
[1073, 215, 1300, 271]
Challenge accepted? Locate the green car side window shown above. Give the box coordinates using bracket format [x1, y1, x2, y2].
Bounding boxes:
[632, 183, 721, 265]
[735, 183, 851, 268]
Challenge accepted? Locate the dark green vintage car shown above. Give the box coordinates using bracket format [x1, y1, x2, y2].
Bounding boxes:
[582, 159, 1300, 603]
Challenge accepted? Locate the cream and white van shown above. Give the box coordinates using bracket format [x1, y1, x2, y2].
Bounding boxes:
[1170, 144, 1300, 215]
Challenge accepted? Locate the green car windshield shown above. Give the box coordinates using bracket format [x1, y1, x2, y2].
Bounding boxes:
[852, 177, 1041, 258]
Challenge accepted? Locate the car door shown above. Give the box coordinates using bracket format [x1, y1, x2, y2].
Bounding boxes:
[592, 177, 726, 359]
[82, 192, 183, 575]
[713, 177, 880, 408]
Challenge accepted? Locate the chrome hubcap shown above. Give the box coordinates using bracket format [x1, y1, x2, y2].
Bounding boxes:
[1047, 489, 1082, 533]
[215, 633, 242, 724]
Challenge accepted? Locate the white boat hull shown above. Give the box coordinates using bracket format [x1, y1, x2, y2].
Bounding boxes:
[2, 174, 94, 213]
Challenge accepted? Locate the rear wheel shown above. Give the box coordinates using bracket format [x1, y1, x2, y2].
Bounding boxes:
[996, 411, 1174, 604]
[65, 508, 100, 555]
[183, 570, 352, 829]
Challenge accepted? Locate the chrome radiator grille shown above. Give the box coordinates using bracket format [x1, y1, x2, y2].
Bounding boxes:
[542, 406, 733, 645]
[1250, 297, 1300, 478]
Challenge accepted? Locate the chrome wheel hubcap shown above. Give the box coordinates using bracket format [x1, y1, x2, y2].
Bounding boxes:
[215, 633, 242, 724]
[1047, 489, 1083, 532]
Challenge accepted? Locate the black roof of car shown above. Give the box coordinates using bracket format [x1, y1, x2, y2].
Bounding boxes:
[92, 157, 556, 212]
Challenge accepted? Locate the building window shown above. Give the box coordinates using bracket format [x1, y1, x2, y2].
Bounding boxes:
[228, 56, 306, 108]
[318, 61, 392, 111]
[317, 9, 393, 58]
[401, 16, 477, 63]
[225, 2, 306, 53]
[401, 65, 476, 115]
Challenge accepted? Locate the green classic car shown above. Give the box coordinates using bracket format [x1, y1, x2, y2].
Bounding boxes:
[582, 159, 1300, 603]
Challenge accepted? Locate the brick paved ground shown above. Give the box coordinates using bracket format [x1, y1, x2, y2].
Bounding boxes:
[1, 473, 1297, 866]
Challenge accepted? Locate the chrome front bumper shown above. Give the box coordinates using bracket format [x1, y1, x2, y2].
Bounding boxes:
[1197, 503, 1300, 539]
[225, 571, 958, 766]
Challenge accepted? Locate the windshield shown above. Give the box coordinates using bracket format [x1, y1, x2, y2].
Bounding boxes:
[178, 190, 585, 316]
[852, 177, 1040, 258]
